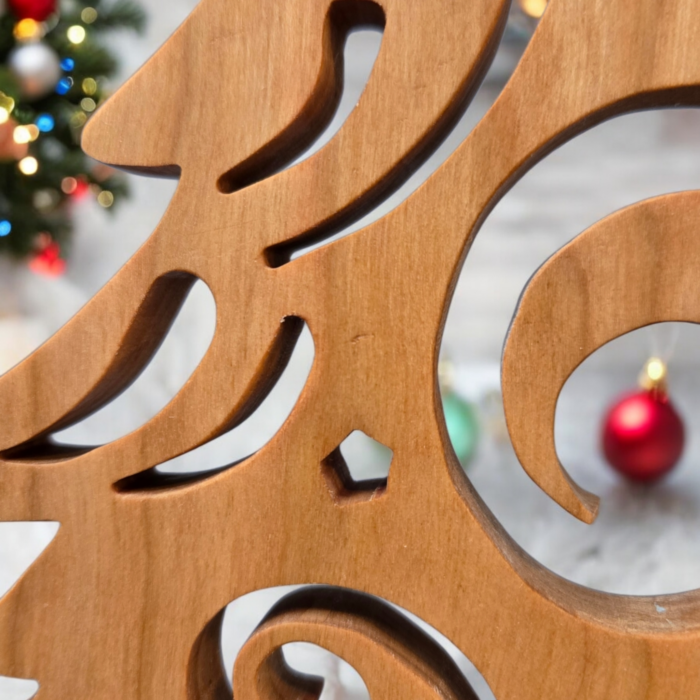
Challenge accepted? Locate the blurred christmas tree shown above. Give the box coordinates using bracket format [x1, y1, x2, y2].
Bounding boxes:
[0, 0, 145, 274]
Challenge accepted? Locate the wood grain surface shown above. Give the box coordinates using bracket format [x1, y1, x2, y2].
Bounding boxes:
[2, 0, 700, 698]
[503, 191, 700, 529]
[232, 588, 479, 700]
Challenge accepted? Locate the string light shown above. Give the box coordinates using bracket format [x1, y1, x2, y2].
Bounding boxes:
[56, 77, 73, 95]
[13, 125, 31, 143]
[61, 178, 90, 200]
[82, 78, 98, 95]
[97, 191, 114, 208]
[639, 356, 668, 392]
[519, 0, 548, 18]
[61, 177, 78, 194]
[13, 125, 39, 144]
[1, 0, 140, 261]
[67, 25, 86, 44]
[36, 114, 55, 132]
[61, 177, 78, 195]
[81, 7, 98, 24]
[13, 19, 43, 41]
[0, 92, 16, 124]
[647, 359, 666, 382]
[19, 156, 39, 175]
[70, 111, 87, 128]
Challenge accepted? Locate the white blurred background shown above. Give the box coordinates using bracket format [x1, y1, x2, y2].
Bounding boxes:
[3, 1, 700, 698]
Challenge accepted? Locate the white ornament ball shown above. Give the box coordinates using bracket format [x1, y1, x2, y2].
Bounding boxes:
[8, 42, 62, 100]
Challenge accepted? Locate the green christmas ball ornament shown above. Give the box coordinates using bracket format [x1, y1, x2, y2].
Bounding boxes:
[442, 390, 479, 466]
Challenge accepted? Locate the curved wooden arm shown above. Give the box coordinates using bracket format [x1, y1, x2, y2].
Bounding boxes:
[0, 238, 191, 452]
[503, 191, 700, 523]
[6, 0, 509, 460]
[83, 0, 510, 260]
[232, 587, 479, 700]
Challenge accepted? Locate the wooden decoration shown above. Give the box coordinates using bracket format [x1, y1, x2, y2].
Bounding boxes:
[2, 0, 700, 697]
[503, 191, 700, 523]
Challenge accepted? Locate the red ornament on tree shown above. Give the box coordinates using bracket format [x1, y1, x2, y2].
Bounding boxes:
[602, 358, 685, 482]
[8, 0, 57, 21]
[29, 239, 66, 277]
[72, 177, 90, 200]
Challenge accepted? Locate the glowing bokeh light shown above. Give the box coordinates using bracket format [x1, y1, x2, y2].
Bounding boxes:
[67, 25, 86, 44]
[0, 92, 16, 123]
[14, 19, 43, 41]
[519, 0, 548, 18]
[13, 125, 32, 144]
[61, 177, 78, 194]
[36, 114, 55, 132]
[19, 156, 39, 175]
[646, 358, 666, 383]
[56, 77, 73, 95]
[81, 7, 98, 24]
[97, 190, 114, 208]
[82, 77, 97, 95]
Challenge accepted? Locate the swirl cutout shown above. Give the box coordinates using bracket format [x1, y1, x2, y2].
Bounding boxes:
[503, 190, 700, 522]
[231, 588, 479, 700]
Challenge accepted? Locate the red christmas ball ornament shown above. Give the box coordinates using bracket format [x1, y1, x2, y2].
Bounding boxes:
[601, 358, 685, 482]
[72, 177, 90, 200]
[8, 0, 57, 21]
[29, 239, 66, 277]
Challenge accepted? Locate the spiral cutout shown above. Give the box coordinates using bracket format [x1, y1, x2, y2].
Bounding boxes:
[232, 587, 479, 700]
[502, 191, 700, 522]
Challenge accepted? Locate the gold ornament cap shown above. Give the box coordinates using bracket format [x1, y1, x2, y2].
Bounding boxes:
[639, 356, 668, 394]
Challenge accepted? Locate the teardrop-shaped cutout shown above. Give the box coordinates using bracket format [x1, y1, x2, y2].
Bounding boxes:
[0, 521, 59, 598]
[156, 322, 314, 475]
[0, 676, 39, 700]
[53, 280, 215, 447]
[114, 321, 314, 491]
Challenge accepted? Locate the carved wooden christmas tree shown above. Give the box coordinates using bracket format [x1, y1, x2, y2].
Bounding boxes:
[2, 0, 700, 697]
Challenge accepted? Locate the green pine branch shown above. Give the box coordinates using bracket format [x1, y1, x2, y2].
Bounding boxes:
[52, 38, 118, 76]
[0, 0, 145, 261]
[90, 0, 147, 34]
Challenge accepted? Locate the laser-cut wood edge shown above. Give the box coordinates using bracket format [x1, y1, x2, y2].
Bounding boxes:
[3, 0, 700, 699]
[503, 190, 700, 524]
[0, 0, 511, 455]
[233, 587, 479, 700]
